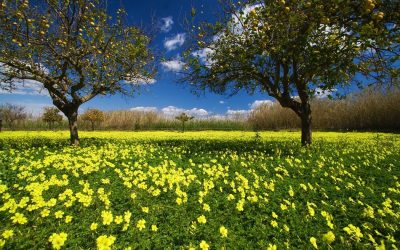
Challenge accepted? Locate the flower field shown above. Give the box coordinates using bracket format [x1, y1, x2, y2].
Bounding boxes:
[0, 131, 399, 249]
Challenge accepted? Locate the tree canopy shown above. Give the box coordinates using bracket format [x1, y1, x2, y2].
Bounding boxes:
[81, 108, 105, 131]
[183, 0, 399, 145]
[42, 107, 63, 129]
[0, 0, 156, 145]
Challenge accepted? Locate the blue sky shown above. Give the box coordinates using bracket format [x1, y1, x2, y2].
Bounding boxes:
[0, 0, 276, 118]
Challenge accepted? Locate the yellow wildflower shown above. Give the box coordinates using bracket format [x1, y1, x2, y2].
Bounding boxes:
[343, 224, 363, 241]
[310, 237, 318, 249]
[197, 215, 207, 224]
[219, 226, 228, 238]
[2, 230, 13, 239]
[41, 209, 50, 218]
[322, 231, 335, 244]
[137, 219, 146, 231]
[48, 232, 68, 250]
[267, 244, 277, 250]
[199, 240, 209, 250]
[65, 215, 72, 223]
[114, 216, 123, 225]
[101, 211, 113, 225]
[11, 212, 28, 224]
[55, 211, 64, 219]
[96, 235, 116, 250]
[90, 223, 98, 231]
[151, 224, 158, 232]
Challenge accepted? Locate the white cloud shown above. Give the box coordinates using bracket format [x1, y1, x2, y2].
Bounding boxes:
[219, 101, 225, 104]
[314, 88, 337, 99]
[164, 33, 186, 51]
[161, 106, 209, 118]
[230, 4, 263, 34]
[192, 48, 215, 66]
[250, 100, 274, 109]
[226, 109, 250, 116]
[160, 16, 174, 33]
[161, 59, 185, 72]
[124, 77, 156, 85]
[130, 106, 158, 112]
[0, 79, 48, 96]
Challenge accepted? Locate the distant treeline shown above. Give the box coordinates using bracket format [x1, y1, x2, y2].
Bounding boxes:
[1, 88, 399, 132]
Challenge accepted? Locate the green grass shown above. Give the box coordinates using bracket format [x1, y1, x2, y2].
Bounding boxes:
[0, 131, 399, 249]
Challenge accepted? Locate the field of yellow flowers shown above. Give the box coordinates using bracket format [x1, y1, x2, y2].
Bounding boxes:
[0, 131, 399, 249]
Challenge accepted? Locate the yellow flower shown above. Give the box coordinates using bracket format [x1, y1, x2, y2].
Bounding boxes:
[101, 211, 113, 225]
[270, 220, 278, 228]
[2, 230, 14, 239]
[288, 186, 294, 197]
[343, 224, 363, 241]
[375, 240, 386, 250]
[142, 207, 149, 213]
[124, 211, 131, 224]
[11, 212, 28, 224]
[137, 219, 146, 231]
[322, 231, 335, 244]
[267, 244, 277, 250]
[115, 216, 123, 225]
[0, 239, 5, 247]
[151, 224, 158, 232]
[101, 178, 110, 184]
[310, 237, 318, 249]
[199, 240, 209, 250]
[280, 203, 288, 211]
[283, 224, 290, 232]
[65, 215, 73, 223]
[219, 226, 228, 238]
[90, 223, 98, 231]
[48, 232, 68, 250]
[55, 211, 64, 219]
[197, 215, 207, 224]
[272, 212, 278, 219]
[203, 203, 211, 212]
[41, 209, 50, 218]
[176, 197, 183, 205]
[96, 235, 116, 250]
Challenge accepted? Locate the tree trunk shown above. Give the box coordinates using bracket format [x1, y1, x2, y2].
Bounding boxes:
[91, 121, 94, 131]
[182, 121, 185, 133]
[0, 119, 2, 132]
[67, 111, 80, 146]
[300, 103, 312, 146]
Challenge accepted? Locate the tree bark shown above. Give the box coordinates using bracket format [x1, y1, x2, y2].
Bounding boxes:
[91, 121, 94, 131]
[300, 102, 312, 146]
[67, 111, 80, 146]
[0, 119, 2, 132]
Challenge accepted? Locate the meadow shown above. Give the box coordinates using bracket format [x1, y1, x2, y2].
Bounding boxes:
[0, 131, 399, 249]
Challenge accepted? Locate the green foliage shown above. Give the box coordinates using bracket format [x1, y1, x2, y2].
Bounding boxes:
[0, 0, 156, 144]
[81, 109, 105, 131]
[42, 107, 63, 129]
[175, 112, 194, 132]
[0, 103, 27, 129]
[183, 0, 399, 144]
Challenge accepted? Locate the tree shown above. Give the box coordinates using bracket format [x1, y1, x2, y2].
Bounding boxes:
[183, 0, 399, 145]
[175, 113, 194, 132]
[0, 103, 27, 130]
[0, 0, 155, 145]
[81, 108, 105, 131]
[42, 107, 63, 130]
